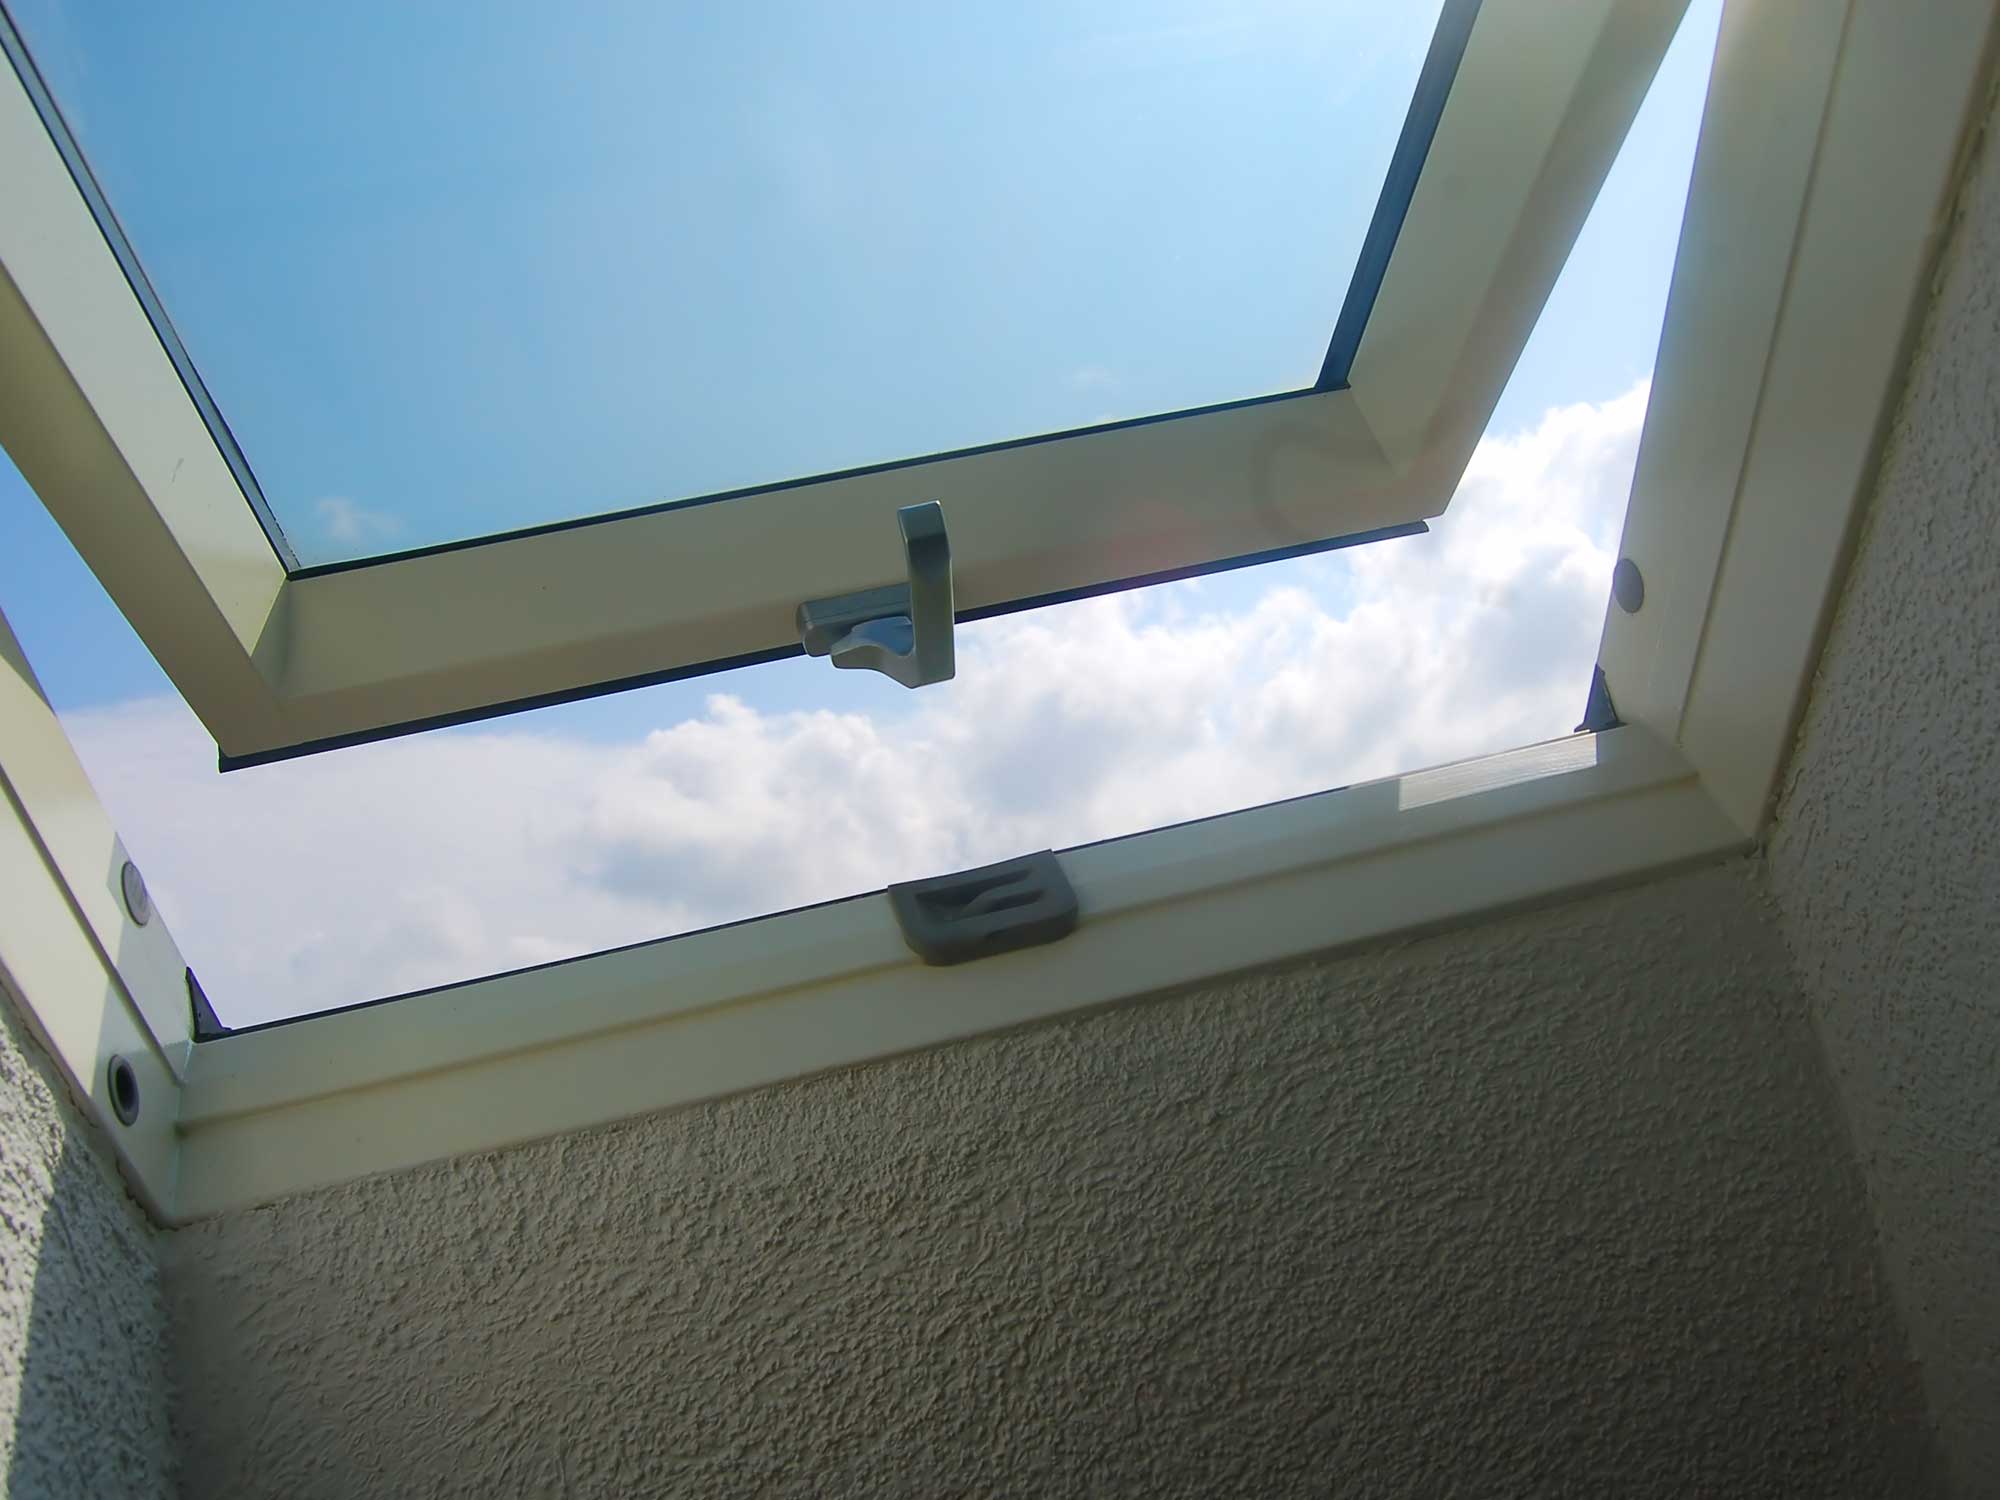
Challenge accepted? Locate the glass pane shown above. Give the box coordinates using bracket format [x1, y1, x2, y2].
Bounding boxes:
[6, 0, 1447, 566]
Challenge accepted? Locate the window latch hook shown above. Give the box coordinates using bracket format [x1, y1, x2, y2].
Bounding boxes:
[796, 501, 955, 689]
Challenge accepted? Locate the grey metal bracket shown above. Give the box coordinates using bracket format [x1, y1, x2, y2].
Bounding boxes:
[888, 850, 1079, 966]
[1575, 664, 1622, 733]
[797, 501, 955, 689]
[186, 967, 229, 1042]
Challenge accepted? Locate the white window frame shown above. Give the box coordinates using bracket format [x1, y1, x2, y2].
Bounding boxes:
[0, 0, 1992, 1223]
[0, 0, 1685, 765]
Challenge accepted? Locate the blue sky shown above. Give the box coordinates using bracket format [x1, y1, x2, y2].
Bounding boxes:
[0, 0, 1721, 1022]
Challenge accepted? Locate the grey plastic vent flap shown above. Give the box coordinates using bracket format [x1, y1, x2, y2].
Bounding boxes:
[887, 850, 1079, 966]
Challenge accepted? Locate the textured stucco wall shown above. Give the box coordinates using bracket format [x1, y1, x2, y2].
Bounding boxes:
[0, 981, 175, 1496]
[163, 862, 1937, 1498]
[1768, 92, 2000, 1500]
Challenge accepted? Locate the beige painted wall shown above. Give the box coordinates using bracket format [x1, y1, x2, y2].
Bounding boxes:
[1768, 87, 2000, 1500]
[162, 863, 1935, 1498]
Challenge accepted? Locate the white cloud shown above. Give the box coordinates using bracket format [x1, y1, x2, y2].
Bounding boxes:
[313, 495, 402, 545]
[62, 386, 1645, 1026]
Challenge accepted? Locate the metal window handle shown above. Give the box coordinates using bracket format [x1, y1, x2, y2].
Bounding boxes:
[796, 501, 955, 689]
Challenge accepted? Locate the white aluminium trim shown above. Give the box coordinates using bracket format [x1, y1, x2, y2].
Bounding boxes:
[1592, 0, 1847, 750]
[171, 725, 1742, 1221]
[0, 77, 291, 752]
[0, 607, 188, 1218]
[1351, 0, 1688, 469]
[1600, 0, 1999, 832]
[179, 727, 1689, 1122]
[0, 609, 193, 1077]
[1672, 0, 1999, 831]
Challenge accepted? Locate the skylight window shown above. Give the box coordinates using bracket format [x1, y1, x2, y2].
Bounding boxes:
[5, 0, 1451, 567]
[4, 0, 1976, 1223]
[0, 0, 1720, 1029]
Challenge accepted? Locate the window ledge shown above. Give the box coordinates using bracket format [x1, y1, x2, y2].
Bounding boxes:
[166, 725, 1740, 1220]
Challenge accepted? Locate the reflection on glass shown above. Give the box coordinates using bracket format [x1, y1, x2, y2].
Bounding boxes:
[8, 0, 1445, 564]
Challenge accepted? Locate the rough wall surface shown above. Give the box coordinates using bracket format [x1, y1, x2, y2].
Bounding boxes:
[1768, 94, 2000, 1500]
[0, 983, 174, 1496]
[164, 863, 1936, 1499]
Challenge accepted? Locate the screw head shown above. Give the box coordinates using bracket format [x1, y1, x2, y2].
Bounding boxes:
[119, 860, 152, 925]
[1612, 557, 1646, 614]
[117, 864, 151, 924]
[106, 1055, 140, 1126]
